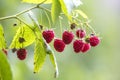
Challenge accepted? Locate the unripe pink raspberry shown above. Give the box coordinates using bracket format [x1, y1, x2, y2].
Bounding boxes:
[76, 29, 86, 38]
[81, 43, 91, 53]
[89, 36, 100, 47]
[54, 39, 65, 52]
[73, 40, 84, 53]
[42, 30, 54, 43]
[62, 31, 74, 44]
[17, 49, 27, 60]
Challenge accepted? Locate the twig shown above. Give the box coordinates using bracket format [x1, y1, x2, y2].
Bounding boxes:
[0, 0, 49, 21]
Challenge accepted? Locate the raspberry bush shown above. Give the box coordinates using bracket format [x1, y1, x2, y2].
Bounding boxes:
[0, 0, 101, 80]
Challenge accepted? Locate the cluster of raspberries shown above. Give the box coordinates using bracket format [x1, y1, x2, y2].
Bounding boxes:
[1, 28, 100, 60]
[42, 29, 100, 53]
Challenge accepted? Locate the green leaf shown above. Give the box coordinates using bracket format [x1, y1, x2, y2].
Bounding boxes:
[22, 0, 52, 4]
[0, 51, 12, 80]
[59, 0, 72, 20]
[75, 10, 88, 19]
[34, 38, 47, 73]
[0, 24, 6, 49]
[51, 0, 61, 22]
[46, 44, 59, 78]
[9, 25, 35, 49]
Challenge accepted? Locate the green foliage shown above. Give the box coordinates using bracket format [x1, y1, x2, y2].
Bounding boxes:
[59, 0, 72, 20]
[9, 25, 35, 49]
[0, 51, 12, 80]
[34, 39, 47, 73]
[22, 0, 52, 4]
[0, 24, 6, 49]
[51, 0, 61, 22]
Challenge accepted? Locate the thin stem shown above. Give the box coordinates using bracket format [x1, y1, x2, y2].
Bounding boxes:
[38, 6, 51, 13]
[16, 6, 37, 16]
[59, 17, 62, 37]
[16, 0, 47, 16]
[0, 0, 47, 21]
[15, 17, 29, 26]
[72, 16, 95, 34]
[43, 10, 52, 28]
[85, 23, 96, 34]
[0, 15, 16, 21]
[40, 10, 43, 25]
[15, 17, 33, 31]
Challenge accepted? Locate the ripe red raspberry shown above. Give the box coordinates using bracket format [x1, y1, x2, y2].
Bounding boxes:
[17, 49, 27, 60]
[73, 40, 84, 53]
[42, 30, 54, 43]
[89, 36, 100, 47]
[62, 31, 74, 44]
[76, 29, 86, 38]
[81, 43, 91, 53]
[54, 39, 65, 52]
[2, 49, 7, 55]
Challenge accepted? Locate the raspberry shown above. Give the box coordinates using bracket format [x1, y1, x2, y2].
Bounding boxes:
[73, 40, 84, 53]
[62, 31, 74, 44]
[42, 30, 54, 43]
[2, 49, 7, 55]
[89, 36, 100, 47]
[76, 29, 86, 38]
[17, 49, 27, 60]
[81, 43, 91, 53]
[54, 39, 65, 52]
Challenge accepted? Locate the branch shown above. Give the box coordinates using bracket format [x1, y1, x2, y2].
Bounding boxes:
[0, 0, 50, 21]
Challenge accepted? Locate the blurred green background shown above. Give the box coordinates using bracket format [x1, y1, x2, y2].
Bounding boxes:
[0, 0, 120, 80]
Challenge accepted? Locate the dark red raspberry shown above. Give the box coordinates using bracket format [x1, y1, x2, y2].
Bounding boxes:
[17, 49, 27, 60]
[2, 49, 7, 55]
[73, 40, 84, 53]
[89, 36, 100, 47]
[42, 30, 54, 43]
[62, 31, 74, 44]
[81, 43, 91, 53]
[76, 29, 86, 38]
[54, 39, 65, 52]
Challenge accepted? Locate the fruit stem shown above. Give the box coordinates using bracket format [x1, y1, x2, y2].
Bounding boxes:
[72, 16, 96, 34]
[72, 16, 83, 29]
[84, 22, 96, 34]
[38, 6, 51, 13]
[43, 10, 52, 28]
[59, 17, 63, 37]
